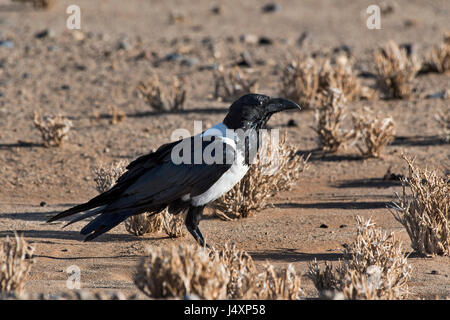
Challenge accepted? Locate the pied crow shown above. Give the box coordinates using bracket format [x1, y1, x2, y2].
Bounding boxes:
[47, 94, 300, 247]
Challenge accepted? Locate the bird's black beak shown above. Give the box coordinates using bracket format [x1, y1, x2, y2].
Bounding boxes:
[266, 98, 301, 113]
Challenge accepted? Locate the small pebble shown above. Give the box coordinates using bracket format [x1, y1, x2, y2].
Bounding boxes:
[319, 224, 328, 229]
[287, 119, 298, 127]
[40, 201, 46, 207]
[258, 36, 273, 46]
[430, 270, 439, 275]
[262, 3, 282, 13]
[240, 34, 258, 45]
[0, 40, 14, 48]
[35, 29, 55, 39]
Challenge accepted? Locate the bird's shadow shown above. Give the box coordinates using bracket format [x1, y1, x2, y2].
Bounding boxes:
[0, 229, 149, 243]
[275, 200, 390, 210]
[0, 141, 44, 150]
[391, 135, 448, 147]
[296, 149, 365, 162]
[333, 178, 402, 189]
[248, 248, 344, 263]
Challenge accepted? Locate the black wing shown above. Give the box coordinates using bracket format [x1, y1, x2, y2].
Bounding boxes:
[48, 135, 236, 241]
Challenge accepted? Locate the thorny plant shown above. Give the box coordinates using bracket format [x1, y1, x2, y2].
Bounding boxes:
[312, 88, 356, 153]
[374, 40, 420, 99]
[390, 156, 449, 256]
[434, 107, 450, 142]
[213, 66, 259, 102]
[135, 243, 303, 300]
[280, 55, 368, 109]
[307, 217, 411, 300]
[33, 112, 72, 147]
[138, 74, 186, 111]
[352, 108, 396, 158]
[0, 234, 35, 295]
[422, 32, 450, 74]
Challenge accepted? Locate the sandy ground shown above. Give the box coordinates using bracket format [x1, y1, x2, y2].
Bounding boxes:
[0, 0, 449, 299]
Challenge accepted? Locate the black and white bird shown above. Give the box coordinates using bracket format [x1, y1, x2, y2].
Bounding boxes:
[48, 94, 300, 247]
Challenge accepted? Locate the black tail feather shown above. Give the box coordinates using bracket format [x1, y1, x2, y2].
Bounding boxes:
[80, 210, 132, 241]
[62, 206, 105, 228]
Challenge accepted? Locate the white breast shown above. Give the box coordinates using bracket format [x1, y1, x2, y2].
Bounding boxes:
[188, 123, 249, 206]
[191, 145, 248, 206]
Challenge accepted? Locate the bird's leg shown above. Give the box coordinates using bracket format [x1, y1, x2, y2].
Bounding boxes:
[185, 205, 209, 248]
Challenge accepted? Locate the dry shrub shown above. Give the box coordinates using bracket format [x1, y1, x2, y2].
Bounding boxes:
[33, 112, 72, 147]
[124, 210, 186, 238]
[11, 0, 55, 9]
[1, 234, 35, 294]
[280, 57, 321, 109]
[423, 32, 450, 74]
[374, 40, 420, 99]
[135, 244, 229, 299]
[255, 264, 303, 300]
[162, 210, 185, 238]
[390, 156, 449, 256]
[125, 212, 163, 236]
[92, 161, 127, 193]
[313, 88, 356, 153]
[108, 105, 126, 125]
[2, 290, 142, 300]
[307, 217, 411, 300]
[352, 108, 395, 158]
[213, 66, 259, 102]
[212, 243, 257, 299]
[213, 133, 309, 220]
[135, 243, 303, 300]
[215, 245, 303, 300]
[138, 74, 186, 111]
[280, 55, 365, 109]
[319, 55, 362, 101]
[435, 107, 450, 142]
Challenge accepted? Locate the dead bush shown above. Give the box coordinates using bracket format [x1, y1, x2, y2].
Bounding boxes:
[307, 217, 411, 300]
[435, 107, 450, 142]
[138, 74, 186, 111]
[280, 55, 366, 109]
[1, 234, 35, 295]
[124, 212, 163, 236]
[213, 132, 309, 220]
[313, 88, 356, 153]
[33, 112, 72, 147]
[108, 105, 126, 125]
[374, 40, 420, 99]
[135, 243, 303, 300]
[319, 55, 362, 101]
[213, 66, 259, 102]
[422, 32, 450, 74]
[92, 161, 127, 193]
[2, 290, 143, 300]
[280, 57, 321, 109]
[11, 0, 55, 9]
[212, 243, 257, 299]
[255, 264, 303, 300]
[162, 210, 186, 238]
[390, 156, 449, 256]
[352, 108, 395, 158]
[134, 244, 229, 299]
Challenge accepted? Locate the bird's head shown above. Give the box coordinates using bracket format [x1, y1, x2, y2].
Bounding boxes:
[223, 94, 301, 130]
